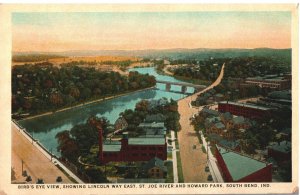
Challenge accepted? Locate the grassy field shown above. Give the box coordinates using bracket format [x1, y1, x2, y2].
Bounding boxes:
[165, 161, 174, 183]
[12, 56, 141, 66]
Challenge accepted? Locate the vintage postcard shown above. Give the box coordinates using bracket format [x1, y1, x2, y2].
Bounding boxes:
[0, 3, 298, 195]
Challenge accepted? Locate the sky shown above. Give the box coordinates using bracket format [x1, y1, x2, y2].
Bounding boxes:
[12, 12, 291, 52]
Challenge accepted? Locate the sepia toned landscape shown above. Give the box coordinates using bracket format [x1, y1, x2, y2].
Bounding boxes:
[10, 8, 293, 188]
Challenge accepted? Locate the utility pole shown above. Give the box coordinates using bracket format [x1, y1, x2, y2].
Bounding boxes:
[21, 160, 24, 174]
[207, 141, 209, 165]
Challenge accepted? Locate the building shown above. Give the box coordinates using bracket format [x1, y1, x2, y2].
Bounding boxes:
[200, 107, 220, 118]
[144, 114, 166, 123]
[218, 101, 272, 119]
[114, 117, 128, 131]
[208, 134, 240, 151]
[98, 126, 167, 164]
[245, 75, 291, 90]
[260, 90, 292, 106]
[140, 157, 167, 179]
[226, 116, 251, 130]
[215, 145, 272, 182]
[138, 122, 166, 137]
[267, 141, 291, 162]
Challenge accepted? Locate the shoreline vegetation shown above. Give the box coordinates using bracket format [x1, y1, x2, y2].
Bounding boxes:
[12, 62, 156, 121]
[18, 86, 155, 121]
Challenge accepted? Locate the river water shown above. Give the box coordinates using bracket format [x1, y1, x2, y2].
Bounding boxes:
[18, 67, 194, 156]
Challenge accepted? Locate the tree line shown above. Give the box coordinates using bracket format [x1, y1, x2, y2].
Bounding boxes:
[12, 63, 156, 117]
[172, 56, 290, 81]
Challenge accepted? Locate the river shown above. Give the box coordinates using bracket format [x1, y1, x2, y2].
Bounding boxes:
[18, 67, 195, 156]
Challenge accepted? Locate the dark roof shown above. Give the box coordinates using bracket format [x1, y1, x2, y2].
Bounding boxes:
[201, 108, 219, 116]
[268, 141, 291, 153]
[268, 90, 291, 101]
[142, 157, 167, 172]
[232, 116, 246, 125]
[145, 114, 166, 123]
[219, 139, 240, 150]
[222, 112, 232, 120]
[219, 101, 271, 111]
[215, 122, 225, 129]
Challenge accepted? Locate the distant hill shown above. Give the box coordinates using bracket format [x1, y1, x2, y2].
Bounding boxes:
[13, 48, 291, 61]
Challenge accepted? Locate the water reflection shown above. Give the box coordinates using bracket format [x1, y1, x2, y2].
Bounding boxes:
[18, 67, 192, 156]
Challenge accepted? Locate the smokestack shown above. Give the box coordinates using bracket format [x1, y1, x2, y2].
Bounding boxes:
[97, 125, 104, 163]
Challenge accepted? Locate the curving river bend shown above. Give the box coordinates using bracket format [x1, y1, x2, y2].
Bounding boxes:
[19, 67, 195, 156]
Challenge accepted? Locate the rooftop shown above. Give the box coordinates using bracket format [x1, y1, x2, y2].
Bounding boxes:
[128, 137, 165, 145]
[103, 140, 122, 152]
[138, 122, 166, 129]
[232, 116, 246, 125]
[217, 145, 269, 181]
[268, 141, 291, 153]
[215, 122, 225, 129]
[268, 90, 291, 101]
[219, 101, 272, 111]
[145, 114, 166, 123]
[142, 157, 167, 172]
[201, 107, 219, 116]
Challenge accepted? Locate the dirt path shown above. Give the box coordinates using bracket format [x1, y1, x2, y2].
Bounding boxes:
[177, 63, 225, 182]
[11, 124, 72, 184]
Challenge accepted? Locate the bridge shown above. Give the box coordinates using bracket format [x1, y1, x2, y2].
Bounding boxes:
[156, 80, 206, 94]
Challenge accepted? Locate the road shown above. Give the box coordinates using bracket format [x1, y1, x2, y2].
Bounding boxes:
[177, 63, 225, 182]
[171, 131, 178, 183]
[11, 122, 83, 184]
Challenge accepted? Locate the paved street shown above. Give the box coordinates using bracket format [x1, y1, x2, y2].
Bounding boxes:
[11, 122, 83, 184]
[177, 63, 225, 182]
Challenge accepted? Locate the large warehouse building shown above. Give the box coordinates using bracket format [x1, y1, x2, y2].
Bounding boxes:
[215, 145, 272, 182]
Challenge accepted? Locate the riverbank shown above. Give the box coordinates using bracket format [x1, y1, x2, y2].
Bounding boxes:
[158, 65, 211, 86]
[19, 86, 155, 121]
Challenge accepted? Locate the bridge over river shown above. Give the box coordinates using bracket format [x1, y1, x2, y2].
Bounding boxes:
[156, 80, 206, 94]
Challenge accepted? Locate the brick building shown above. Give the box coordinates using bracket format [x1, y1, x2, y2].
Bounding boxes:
[245, 75, 291, 90]
[215, 145, 272, 182]
[218, 101, 272, 119]
[98, 126, 167, 164]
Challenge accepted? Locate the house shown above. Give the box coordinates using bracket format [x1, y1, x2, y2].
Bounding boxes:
[148, 98, 168, 109]
[114, 117, 128, 131]
[138, 122, 166, 137]
[207, 122, 225, 135]
[220, 112, 233, 125]
[226, 116, 251, 130]
[214, 93, 225, 102]
[140, 157, 167, 179]
[215, 145, 272, 182]
[200, 107, 219, 118]
[268, 141, 291, 162]
[208, 133, 240, 151]
[144, 114, 166, 123]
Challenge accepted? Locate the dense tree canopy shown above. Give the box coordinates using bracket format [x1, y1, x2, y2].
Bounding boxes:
[12, 63, 156, 117]
[172, 56, 290, 81]
[55, 116, 109, 163]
